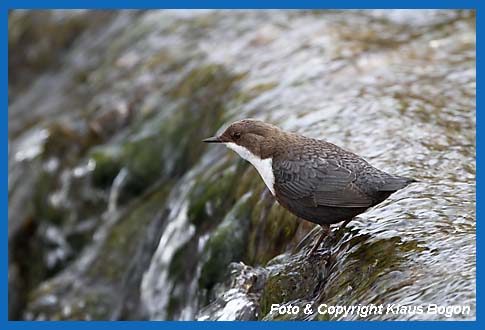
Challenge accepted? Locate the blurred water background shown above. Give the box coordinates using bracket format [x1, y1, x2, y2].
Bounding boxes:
[8, 9, 475, 320]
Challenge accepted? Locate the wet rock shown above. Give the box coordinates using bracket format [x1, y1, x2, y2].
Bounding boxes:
[247, 196, 304, 266]
[119, 64, 243, 192]
[90, 145, 124, 190]
[24, 187, 172, 320]
[9, 11, 245, 319]
[187, 160, 245, 229]
[8, 264, 22, 320]
[8, 10, 99, 98]
[197, 262, 267, 321]
[199, 194, 253, 292]
[260, 251, 330, 319]
[140, 151, 241, 320]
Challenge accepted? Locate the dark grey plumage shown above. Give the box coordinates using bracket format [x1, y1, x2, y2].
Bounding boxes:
[272, 136, 415, 226]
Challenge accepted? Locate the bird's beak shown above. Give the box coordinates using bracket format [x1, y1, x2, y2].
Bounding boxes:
[202, 136, 223, 143]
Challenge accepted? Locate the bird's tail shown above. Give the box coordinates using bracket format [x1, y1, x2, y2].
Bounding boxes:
[380, 176, 418, 192]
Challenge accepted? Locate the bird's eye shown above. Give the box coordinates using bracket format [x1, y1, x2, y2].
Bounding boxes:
[233, 132, 241, 140]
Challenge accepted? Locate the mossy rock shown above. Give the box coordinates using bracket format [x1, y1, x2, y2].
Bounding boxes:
[25, 184, 173, 320]
[90, 145, 124, 189]
[86, 187, 172, 281]
[260, 253, 329, 318]
[118, 64, 243, 193]
[198, 194, 253, 291]
[8, 10, 96, 96]
[187, 159, 247, 230]
[311, 235, 426, 321]
[25, 282, 116, 320]
[247, 192, 301, 266]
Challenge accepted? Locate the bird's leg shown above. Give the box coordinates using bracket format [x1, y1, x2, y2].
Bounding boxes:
[338, 218, 352, 231]
[307, 224, 331, 257]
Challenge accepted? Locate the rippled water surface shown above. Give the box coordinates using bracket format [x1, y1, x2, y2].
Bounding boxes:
[8, 10, 475, 320]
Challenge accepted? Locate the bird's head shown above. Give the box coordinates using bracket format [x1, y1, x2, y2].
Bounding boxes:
[203, 119, 282, 159]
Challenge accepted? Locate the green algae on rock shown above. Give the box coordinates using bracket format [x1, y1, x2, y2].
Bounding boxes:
[24, 186, 173, 320]
[199, 193, 253, 291]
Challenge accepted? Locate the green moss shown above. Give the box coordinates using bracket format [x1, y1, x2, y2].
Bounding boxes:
[9, 11, 93, 96]
[260, 254, 328, 318]
[233, 162, 263, 198]
[25, 184, 172, 318]
[265, 204, 300, 251]
[313, 236, 426, 316]
[187, 160, 247, 229]
[86, 186, 172, 282]
[246, 193, 300, 266]
[169, 64, 245, 99]
[144, 50, 189, 73]
[198, 194, 253, 291]
[118, 64, 243, 193]
[168, 240, 197, 282]
[26, 281, 116, 320]
[232, 82, 278, 106]
[31, 168, 62, 225]
[90, 145, 124, 189]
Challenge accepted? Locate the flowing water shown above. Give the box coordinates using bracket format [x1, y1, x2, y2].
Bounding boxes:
[8, 10, 475, 320]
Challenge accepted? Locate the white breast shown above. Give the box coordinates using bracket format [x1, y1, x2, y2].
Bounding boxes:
[226, 142, 275, 195]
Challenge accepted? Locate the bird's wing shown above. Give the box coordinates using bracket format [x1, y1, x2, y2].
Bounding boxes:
[273, 156, 374, 208]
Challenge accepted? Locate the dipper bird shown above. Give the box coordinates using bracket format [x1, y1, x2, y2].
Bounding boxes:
[203, 119, 416, 256]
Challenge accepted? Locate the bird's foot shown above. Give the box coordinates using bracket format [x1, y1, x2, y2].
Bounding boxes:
[306, 225, 331, 258]
[307, 241, 322, 258]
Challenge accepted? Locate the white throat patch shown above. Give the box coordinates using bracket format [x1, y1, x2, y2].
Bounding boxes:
[226, 142, 275, 196]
